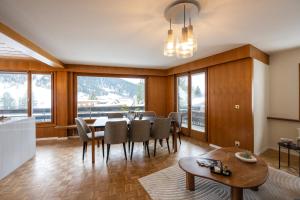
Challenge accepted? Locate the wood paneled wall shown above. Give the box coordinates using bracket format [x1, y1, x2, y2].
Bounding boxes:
[208, 58, 254, 151]
[0, 44, 269, 141]
[147, 76, 168, 117]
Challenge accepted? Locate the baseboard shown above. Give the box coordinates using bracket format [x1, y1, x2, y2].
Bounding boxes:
[209, 143, 221, 149]
[36, 136, 79, 141]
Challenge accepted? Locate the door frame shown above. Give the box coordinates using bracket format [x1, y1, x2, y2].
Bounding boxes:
[175, 69, 208, 142]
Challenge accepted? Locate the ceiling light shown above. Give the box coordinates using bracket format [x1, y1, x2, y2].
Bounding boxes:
[164, 0, 200, 59]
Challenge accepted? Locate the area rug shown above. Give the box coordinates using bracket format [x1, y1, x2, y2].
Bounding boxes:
[139, 164, 300, 200]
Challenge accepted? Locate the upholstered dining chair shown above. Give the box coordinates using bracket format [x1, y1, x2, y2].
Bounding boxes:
[104, 121, 128, 163]
[142, 111, 156, 118]
[151, 118, 172, 156]
[129, 120, 151, 160]
[108, 113, 123, 118]
[168, 112, 183, 145]
[75, 118, 104, 161]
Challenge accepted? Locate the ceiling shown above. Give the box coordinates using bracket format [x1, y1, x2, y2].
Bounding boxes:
[0, 40, 31, 59]
[0, 0, 299, 69]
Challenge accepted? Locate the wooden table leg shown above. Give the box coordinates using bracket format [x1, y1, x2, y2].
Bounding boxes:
[91, 127, 95, 164]
[173, 122, 177, 153]
[231, 187, 243, 200]
[288, 148, 290, 167]
[278, 145, 281, 169]
[186, 172, 195, 191]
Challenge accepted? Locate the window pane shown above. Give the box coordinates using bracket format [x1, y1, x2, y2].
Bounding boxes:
[0, 72, 28, 117]
[177, 75, 188, 128]
[191, 73, 205, 132]
[77, 76, 145, 118]
[32, 74, 52, 122]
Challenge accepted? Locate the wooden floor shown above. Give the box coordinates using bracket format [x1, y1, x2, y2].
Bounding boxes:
[0, 137, 298, 200]
[0, 137, 212, 200]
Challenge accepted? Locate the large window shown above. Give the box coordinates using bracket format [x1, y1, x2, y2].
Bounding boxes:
[0, 72, 28, 117]
[31, 74, 52, 122]
[0, 72, 53, 123]
[77, 76, 145, 118]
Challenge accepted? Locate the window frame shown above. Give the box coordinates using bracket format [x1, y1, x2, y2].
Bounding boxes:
[0, 70, 55, 124]
[74, 73, 147, 119]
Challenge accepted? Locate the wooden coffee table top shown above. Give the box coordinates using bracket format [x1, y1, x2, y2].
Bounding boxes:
[179, 147, 269, 189]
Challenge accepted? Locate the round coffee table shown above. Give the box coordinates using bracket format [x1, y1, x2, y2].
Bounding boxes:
[179, 147, 268, 200]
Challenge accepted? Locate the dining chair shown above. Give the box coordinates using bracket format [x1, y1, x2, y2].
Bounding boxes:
[108, 113, 123, 118]
[104, 121, 128, 163]
[129, 120, 151, 160]
[151, 118, 171, 156]
[168, 112, 183, 145]
[142, 111, 156, 118]
[75, 118, 104, 161]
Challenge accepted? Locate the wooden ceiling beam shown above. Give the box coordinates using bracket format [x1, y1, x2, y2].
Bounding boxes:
[0, 22, 64, 68]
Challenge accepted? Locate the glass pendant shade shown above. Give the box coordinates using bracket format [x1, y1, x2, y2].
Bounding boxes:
[187, 24, 197, 53]
[163, 29, 176, 56]
[176, 27, 193, 58]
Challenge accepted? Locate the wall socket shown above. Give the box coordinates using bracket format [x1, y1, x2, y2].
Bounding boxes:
[235, 141, 240, 147]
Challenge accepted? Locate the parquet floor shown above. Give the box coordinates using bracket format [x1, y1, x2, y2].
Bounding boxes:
[0, 136, 212, 200]
[1, 137, 298, 200]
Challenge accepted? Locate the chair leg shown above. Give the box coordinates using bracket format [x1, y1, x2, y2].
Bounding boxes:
[102, 139, 104, 158]
[130, 142, 134, 160]
[159, 139, 163, 147]
[146, 141, 150, 158]
[82, 142, 86, 161]
[97, 139, 100, 147]
[106, 144, 110, 163]
[85, 142, 87, 153]
[123, 143, 127, 160]
[166, 138, 170, 154]
[128, 140, 130, 153]
[178, 132, 182, 145]
[154, 139, 157, 157]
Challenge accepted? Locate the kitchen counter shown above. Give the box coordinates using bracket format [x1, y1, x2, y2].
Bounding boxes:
[0, 117, 36, 180]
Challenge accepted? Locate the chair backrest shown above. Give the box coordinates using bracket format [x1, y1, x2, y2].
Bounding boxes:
[168, 112, 182, 128]
[129, 120, 151, 142]
[151, 118, 171, 139]
[75, 118, 90, 142]
[108, 113, 123, 118]
[104, 121, 128, 144]
[142, 111, 156, 118]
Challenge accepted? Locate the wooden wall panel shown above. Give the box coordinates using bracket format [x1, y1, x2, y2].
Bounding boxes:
[208, 58, 253, 151]
[147, 76, 168, 117]
[166, 75, 176, 115]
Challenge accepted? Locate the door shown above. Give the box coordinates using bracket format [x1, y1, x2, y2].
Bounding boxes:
[177, 71, 207, 141]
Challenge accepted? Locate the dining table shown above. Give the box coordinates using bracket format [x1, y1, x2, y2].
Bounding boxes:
[89, 117, 178, 164]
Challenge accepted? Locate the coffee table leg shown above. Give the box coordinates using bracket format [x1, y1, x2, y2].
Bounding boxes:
[231, 187, 243, 200]
[186, 172, 195, 191]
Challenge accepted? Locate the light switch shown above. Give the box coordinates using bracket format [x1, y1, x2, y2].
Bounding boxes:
[234, 105, 240, 109]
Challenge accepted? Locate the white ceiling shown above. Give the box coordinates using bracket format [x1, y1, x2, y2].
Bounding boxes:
[0, 0, 299, 69]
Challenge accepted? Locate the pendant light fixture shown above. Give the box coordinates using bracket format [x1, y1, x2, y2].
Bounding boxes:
[176, 5, 193, 58]
[163, 0, 200, 59]
[163, 19, 176, 57]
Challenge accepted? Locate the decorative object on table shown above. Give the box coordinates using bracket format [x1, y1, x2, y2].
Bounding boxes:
[280, 137, 293, 144]
[235, 151, 257, 163]
[0, 116, 9, 122]
[139, 113, 143, 120]
[197, 158, 231, 176]
[127, 111, 135, 121]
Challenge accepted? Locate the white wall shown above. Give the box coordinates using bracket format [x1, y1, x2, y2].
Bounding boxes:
[253, 59, 269, 155]
[268, 47, 300, 150]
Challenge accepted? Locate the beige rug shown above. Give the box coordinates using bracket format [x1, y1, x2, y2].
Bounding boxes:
[139, 164, 300, 200]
